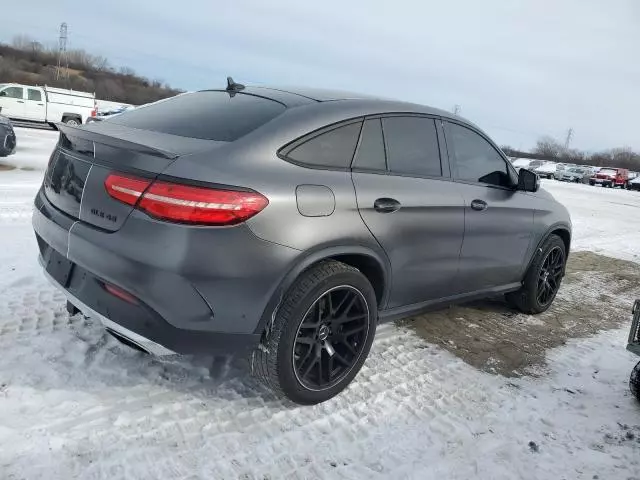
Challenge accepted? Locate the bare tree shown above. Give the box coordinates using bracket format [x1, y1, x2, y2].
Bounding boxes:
[119, 66, 136, 76]
[534, 136, 566, 159]
[11, 34, 35, 50]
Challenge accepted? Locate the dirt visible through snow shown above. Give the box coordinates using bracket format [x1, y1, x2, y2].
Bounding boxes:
[404, 251, 640, 376]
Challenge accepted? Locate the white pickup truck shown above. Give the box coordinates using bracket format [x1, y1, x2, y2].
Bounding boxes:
[0, 83, 96, 126]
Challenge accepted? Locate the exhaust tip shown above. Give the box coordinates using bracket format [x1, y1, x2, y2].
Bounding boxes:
[105, 328, 151, 355]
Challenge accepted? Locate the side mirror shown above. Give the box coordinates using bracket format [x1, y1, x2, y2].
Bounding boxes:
[0, 91, 6, 97]
[517, 168, 540, 192]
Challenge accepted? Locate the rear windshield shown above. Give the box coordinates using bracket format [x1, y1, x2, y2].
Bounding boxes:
[109, 91, 286, 141]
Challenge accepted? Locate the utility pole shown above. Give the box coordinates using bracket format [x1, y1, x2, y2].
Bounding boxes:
[56, 22, 68, 82]
[564, 127, 574, 150]
[452, 104, 461, 116]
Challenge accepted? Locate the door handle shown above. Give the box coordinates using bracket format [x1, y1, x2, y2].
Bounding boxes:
[374, 197, 401, 213]
[470, 199, 487, 211]
[17, 100, 24, 103]
[38, 103, 44, 106]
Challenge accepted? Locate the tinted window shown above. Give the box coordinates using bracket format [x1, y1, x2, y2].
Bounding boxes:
[382, 117, 441, 177]
[447, 122, 511, 187]
[28, 89, 42, 101]
[352, 119, 386, 171]
[287, 122, 362, 169]
[110, 91, 286, 141]
[2, 87, 23, 99]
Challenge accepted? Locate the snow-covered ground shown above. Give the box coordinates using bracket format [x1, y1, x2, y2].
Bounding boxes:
[0, 128, 639, 479]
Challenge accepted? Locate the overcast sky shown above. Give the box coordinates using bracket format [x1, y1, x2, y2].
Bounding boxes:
[3, 0, 639, 151]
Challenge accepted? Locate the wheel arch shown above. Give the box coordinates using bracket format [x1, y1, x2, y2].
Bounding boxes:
[253, 245, 390, 336]
[523, 223, 571, 278]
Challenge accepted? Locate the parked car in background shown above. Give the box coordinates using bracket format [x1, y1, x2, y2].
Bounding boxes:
[511, 158, 546, 173]
[510, 158, 530, 169]
[534, 162, 559, 179]
[629, 176, 640, 191]
[526, 160, 546, 171]
[589, 167, 629, 188]
[0, 83, 96, 126]
[32, 82, 572, 404]
[86, 105, 135, 123]
[0, 114, 16, 157]
[558, 166, 592, 183]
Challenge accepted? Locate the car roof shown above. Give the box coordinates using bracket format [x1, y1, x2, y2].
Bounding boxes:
[203, 85, 467, 124]
[250, 86, 379, 102]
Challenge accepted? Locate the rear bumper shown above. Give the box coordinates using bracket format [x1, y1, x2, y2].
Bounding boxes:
[41, 260, 260, 355]
[32, 186, 299, 355]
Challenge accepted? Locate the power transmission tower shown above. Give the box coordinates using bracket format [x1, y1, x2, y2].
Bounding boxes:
[452, 104, 461, 116]
[56, 22, 68, 82]
[564, 128, 574, 150]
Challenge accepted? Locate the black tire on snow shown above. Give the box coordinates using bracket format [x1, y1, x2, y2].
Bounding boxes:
[631, 361, 640, 402]
[252, 260, 377, 405]
[506, 234, 566, 314]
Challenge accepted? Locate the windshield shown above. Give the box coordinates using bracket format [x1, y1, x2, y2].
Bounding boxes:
[568, 168, 583, 173]
[599, 168, 617, 175]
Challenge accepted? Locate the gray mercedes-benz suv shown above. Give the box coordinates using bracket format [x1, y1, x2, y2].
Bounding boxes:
[33, 79, 571, 404]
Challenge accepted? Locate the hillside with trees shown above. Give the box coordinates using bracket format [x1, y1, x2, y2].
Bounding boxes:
[0, 35, 182, 105]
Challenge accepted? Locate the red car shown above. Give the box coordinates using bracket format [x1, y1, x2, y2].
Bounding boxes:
[589, 167, 629, 188]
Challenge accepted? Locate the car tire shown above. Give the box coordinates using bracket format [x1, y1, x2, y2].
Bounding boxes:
[63, 117, 80, 126]
[506, 234, 566, 314]
[631, 361, 640, 402]
[252, 260, 377, 405]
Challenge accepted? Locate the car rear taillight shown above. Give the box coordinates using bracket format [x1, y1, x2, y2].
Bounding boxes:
[104, 173, 268, 226]
[105, 174, 152, 205]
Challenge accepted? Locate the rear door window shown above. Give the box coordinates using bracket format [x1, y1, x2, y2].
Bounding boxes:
[352, 118, 386, 171]
[28, 89, 42, 101]
[381, 116, 442, 177]
[109, 91, 286, 141]
[285, 122, 362, 169]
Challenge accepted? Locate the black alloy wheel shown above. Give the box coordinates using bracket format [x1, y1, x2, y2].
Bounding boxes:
[536, 246, 564, 306]
[293, 286, 369, 391]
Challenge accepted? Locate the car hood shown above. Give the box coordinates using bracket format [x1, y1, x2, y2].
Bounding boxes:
[535, 187, 556, 201]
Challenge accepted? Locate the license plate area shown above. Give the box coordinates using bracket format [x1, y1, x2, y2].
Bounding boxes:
[46, 248, 74, 287]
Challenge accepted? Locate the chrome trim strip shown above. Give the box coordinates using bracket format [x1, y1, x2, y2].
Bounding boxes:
[78, 164, 92, 220]
[41, 264, 176, 356]
[67, 221, 79, 259]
